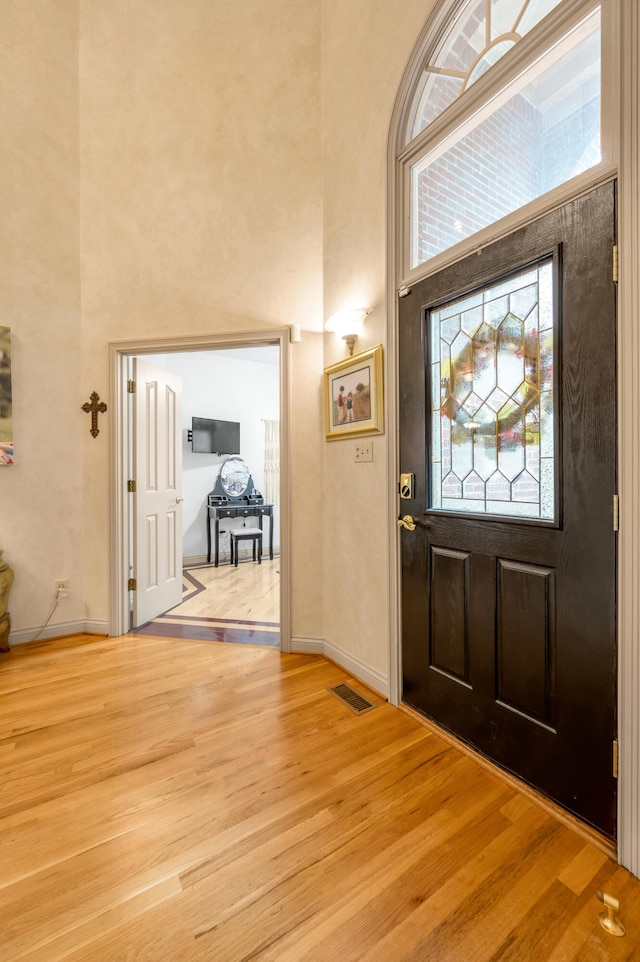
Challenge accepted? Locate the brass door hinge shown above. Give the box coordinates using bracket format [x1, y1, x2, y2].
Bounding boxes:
[613, 739, 619, 779]
[613, 494, 619, 532]
[613, 245, 619, 284]
[128, 578, 136, 591]
[127, 479, 136, 493]
[128, 379, 136, 393]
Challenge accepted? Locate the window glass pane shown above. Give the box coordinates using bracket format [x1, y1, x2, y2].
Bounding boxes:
[517, 0, 567, 35]
[407, 0, 565, 143]
[412, 74, 465, 132]
[441, 0, 486, 75]
[411, 14, 600, 268]
[467, 39, 517, 86]
[491, 0, 518, 40]
[430, 260, 555, 522]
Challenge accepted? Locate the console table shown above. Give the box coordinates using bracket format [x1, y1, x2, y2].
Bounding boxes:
[206, 501, 274, 566]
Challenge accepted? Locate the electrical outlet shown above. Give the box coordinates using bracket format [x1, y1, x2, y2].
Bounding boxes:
[355, 441, 373, 462]
[56, 579, 70, 599]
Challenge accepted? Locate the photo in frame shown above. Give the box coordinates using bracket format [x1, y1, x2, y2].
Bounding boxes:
[0, 326, 13, 465]
[324, 344, 384, 441]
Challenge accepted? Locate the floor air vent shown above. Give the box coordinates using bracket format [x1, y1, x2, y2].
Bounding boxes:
[327, 683, 376, 716]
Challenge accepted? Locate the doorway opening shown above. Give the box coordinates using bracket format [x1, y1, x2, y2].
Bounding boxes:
[133, 345, 280, 646]
[108, 329, 292, 654]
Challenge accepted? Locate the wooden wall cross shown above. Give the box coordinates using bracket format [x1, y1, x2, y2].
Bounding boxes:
[81, 391, 107, 438]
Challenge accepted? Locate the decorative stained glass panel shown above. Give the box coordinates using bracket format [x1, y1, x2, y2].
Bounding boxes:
[429, 260, 555, 520]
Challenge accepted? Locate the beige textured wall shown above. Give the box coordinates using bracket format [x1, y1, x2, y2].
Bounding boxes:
[79, 0, 324, 629]
[0, 2, 83, 634]
[1, 0, 323, 639]
[320, 0, 435, 681]
[290, 331, 324, 639]
[1, 0, 438, 679]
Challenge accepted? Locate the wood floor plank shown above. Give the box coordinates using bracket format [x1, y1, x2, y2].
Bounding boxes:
[560, 845, 612, 896]
[1, 633, 639, 960]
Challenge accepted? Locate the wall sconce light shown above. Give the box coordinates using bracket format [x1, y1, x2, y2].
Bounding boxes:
[325, 308, 371, 357]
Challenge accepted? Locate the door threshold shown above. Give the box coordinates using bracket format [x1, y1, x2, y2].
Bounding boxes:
[399, 702, 617, 861]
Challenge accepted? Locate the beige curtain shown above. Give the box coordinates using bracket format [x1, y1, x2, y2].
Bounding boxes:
[263, 419, 280, 505]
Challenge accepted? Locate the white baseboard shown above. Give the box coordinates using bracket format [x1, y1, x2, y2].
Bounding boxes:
[291, 635, 389, 699]
[8, 619, 109, 646]
[183, 554, 208, 566]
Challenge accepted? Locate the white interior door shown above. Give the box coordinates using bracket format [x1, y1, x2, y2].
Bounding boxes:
[132, 358, 183, 627]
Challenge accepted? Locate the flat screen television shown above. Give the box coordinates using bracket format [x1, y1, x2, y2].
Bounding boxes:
[190, 417, 240, 455]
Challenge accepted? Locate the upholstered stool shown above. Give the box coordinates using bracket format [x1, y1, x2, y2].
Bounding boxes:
[229, 528, 263, 566]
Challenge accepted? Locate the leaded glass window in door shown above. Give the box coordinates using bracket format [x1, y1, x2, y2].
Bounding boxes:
[429, 259, 555, 520]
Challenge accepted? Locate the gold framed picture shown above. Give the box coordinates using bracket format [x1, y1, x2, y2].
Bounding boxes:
[324, 344, 384, 441]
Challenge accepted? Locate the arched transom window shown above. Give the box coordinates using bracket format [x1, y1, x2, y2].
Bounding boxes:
[400, 0, 609, 274]
[406, 0, 566, 141]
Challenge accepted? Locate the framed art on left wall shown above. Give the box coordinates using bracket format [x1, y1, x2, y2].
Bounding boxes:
[0, 327, 13, 465]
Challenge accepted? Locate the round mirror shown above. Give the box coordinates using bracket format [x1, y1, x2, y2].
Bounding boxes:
[219, 456, 251, 497]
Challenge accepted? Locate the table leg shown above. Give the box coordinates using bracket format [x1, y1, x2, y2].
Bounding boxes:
[215, 519, 220, 567]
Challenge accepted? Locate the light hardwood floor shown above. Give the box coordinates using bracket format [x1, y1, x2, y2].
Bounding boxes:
[179, 559, 280, 624]
[137, 561, 281, 646]
[1, 633, 640, 961]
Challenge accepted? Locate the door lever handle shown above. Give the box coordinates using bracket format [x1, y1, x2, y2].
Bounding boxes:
[397, 514, 417, 531]
[397, 514, 432, 531]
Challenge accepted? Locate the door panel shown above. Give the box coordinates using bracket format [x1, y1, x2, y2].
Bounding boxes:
[496, 559, 555, 727]
[133, 358, 183, 627]
[430, 547, 470, 682]
[399, 182, 617, 838]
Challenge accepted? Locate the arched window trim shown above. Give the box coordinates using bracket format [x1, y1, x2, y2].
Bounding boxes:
[395, 0, 617, 286]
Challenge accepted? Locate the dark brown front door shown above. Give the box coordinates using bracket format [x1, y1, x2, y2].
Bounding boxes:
[399, 183, 617, 838]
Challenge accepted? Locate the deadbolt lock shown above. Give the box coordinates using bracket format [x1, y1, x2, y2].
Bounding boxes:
[400, 473, 415, 499]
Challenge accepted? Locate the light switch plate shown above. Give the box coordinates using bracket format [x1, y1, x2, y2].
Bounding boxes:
[355, 442, 373, 462]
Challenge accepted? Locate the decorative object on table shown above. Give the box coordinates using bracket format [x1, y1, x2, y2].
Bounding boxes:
[219, 456, 253, 498]
[81, 391, 107, 438]
[324, 344, 384, 441]
[0, 550, 14, 652]
[0, 326, 14, 465]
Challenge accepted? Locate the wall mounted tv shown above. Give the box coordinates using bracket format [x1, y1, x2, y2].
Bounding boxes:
[190, 417, 240, 455]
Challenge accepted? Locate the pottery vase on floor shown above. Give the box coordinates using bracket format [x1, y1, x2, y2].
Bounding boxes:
[0, 550, 14, 652]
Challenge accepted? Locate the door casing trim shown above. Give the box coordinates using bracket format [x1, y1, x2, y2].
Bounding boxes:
[108, 328, 292, 653]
